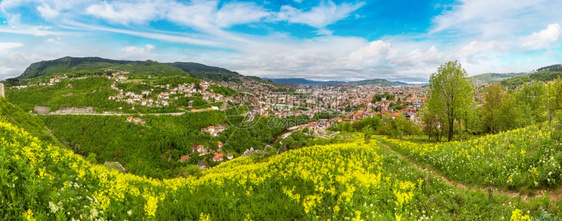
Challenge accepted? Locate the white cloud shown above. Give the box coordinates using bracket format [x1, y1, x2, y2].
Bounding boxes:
[0, 25, 63, 36]
[349, 40, 393, 62]
[45, 37, 64, 44]
[215, 2, 270, 28]
[0, 49, 41, 80]
[86, 1, 163, 25]
[2, 0, 561, 83]
[0, 0, 89, 20]
[394, 45, 443, 67]
[0, 42, 24, 51]
[433, 1, 544, 35]
[124, 44, 156, 58]
[62, 21, 220, 46]
[275, 1, 365, 30]
[456, 40, 502, 64]
[431, 0, 562, 40]
[521, 23, 561, 50]
[36, 3, 59, 19]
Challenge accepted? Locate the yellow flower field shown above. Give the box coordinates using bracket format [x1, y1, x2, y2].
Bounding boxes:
[0, 115, 546, 220]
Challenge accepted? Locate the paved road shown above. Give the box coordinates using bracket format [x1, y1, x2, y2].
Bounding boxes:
[44, 108, 217, 116]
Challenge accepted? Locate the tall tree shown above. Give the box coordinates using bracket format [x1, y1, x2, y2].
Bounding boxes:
[481, 84, 504, 133]
[427, 61, 474, 141]
[515, 81, 546, 123]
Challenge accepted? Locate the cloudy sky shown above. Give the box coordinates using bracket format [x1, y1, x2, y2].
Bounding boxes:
[0, 0, 561, 82]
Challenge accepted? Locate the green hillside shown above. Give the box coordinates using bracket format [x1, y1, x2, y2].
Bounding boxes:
[40, 113, 299, 179]
[0, 98, 57, 144]
[0, 101, 553, 220]
[469, 72, 527, 85]
[354, 79, 399, 86]
[168, 62, 241, 82]
[500, 64, 562, 87]
[6, 77, 120, 112]
[15, 57, 190, 82]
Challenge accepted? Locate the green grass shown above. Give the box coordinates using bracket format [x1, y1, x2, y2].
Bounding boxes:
[381, 123, 562, 191]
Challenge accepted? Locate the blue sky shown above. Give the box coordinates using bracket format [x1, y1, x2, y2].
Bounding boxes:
[0, 0, 561, 83]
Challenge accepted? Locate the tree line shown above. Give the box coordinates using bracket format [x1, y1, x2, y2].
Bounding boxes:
[423, 61, 562, 142]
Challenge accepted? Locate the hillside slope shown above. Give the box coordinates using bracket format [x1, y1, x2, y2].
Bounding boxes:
[264, 78, 345, 85]
[0, 98, 547, 220]
[16, 57, 190, 81]
[354, 79, 400, 86]
[500, 64, 562, 87]
[0, 97, 57, 143]
[469, 72, 527, 85]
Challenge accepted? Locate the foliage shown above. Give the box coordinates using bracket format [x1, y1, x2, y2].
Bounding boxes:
[0, 115, 550, 220]
[115, 82, 167, 95]
[41, 112, 303, 178]
[482, 84, 504, 133]
[481, 84, 528, 133]
[427, 61, 474, 141]
[515, 81, 547, 124]
[378, 115, 419, 139]
[0, 98, 56, 144]
[6, 77, 120, 112]
[152, 76, 200, 86]
[207, 84, 237, 96]
[382, 123, 562, 191]
[546, 79, 562, 124]
[17, 57, 191, 81]
[371, 92, 395, 103]
[41, 112, 227, 178]
[469, 72, 527, 85]
[501, 71, 562, 88]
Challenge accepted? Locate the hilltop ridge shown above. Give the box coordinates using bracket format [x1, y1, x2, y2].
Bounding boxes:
[14, 57, 241, 82]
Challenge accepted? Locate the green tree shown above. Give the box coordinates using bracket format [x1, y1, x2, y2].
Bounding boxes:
[546, 78, 562, 127]
[378, 115, 415, 139]
[481, 84, 504, 133]
[362, 125, 375, 144]
[343, 122, 352, 132]
[427, 61, 474, 141]
[515, 81, 547, 123]
[496, 93, 525, 131]
[420, 106, 443, 141]
[465, 105, 482, 135]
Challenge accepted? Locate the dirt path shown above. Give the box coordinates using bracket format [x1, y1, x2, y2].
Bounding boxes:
[380, 143, 562, 201]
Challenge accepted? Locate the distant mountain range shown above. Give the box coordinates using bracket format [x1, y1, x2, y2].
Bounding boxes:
[264, 77, 425, 86]
[263, 78, 345, 85]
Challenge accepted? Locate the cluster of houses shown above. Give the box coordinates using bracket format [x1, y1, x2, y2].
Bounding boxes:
[10, 75, 68, 90]
[126, 116, 146, 125]
[210, 77, 430, 122]
[106, 71, 129, 82]
[106, 73, 229, 109]
[200, 124, 227, 137]
[178, 141, 234, 170]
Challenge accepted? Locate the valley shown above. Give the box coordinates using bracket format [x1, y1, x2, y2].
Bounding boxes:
[1, 57, 562, 220]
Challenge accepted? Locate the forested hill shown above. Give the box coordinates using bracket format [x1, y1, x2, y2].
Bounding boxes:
[19, 57, 128, 79]
[469, 72, 527, 85]
[17, 57, 189, 80]
[168, 62, 238, 75]
[12, 57, 245, 82]
[264, 78, 345, 85]
[263, 78, 401, 86]
[353, 79, 400, 86]
[501, 64, 562, 87]
[537, 64, 562, 72]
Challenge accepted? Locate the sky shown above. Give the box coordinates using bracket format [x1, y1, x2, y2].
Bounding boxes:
[0, 0, 561, 83]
